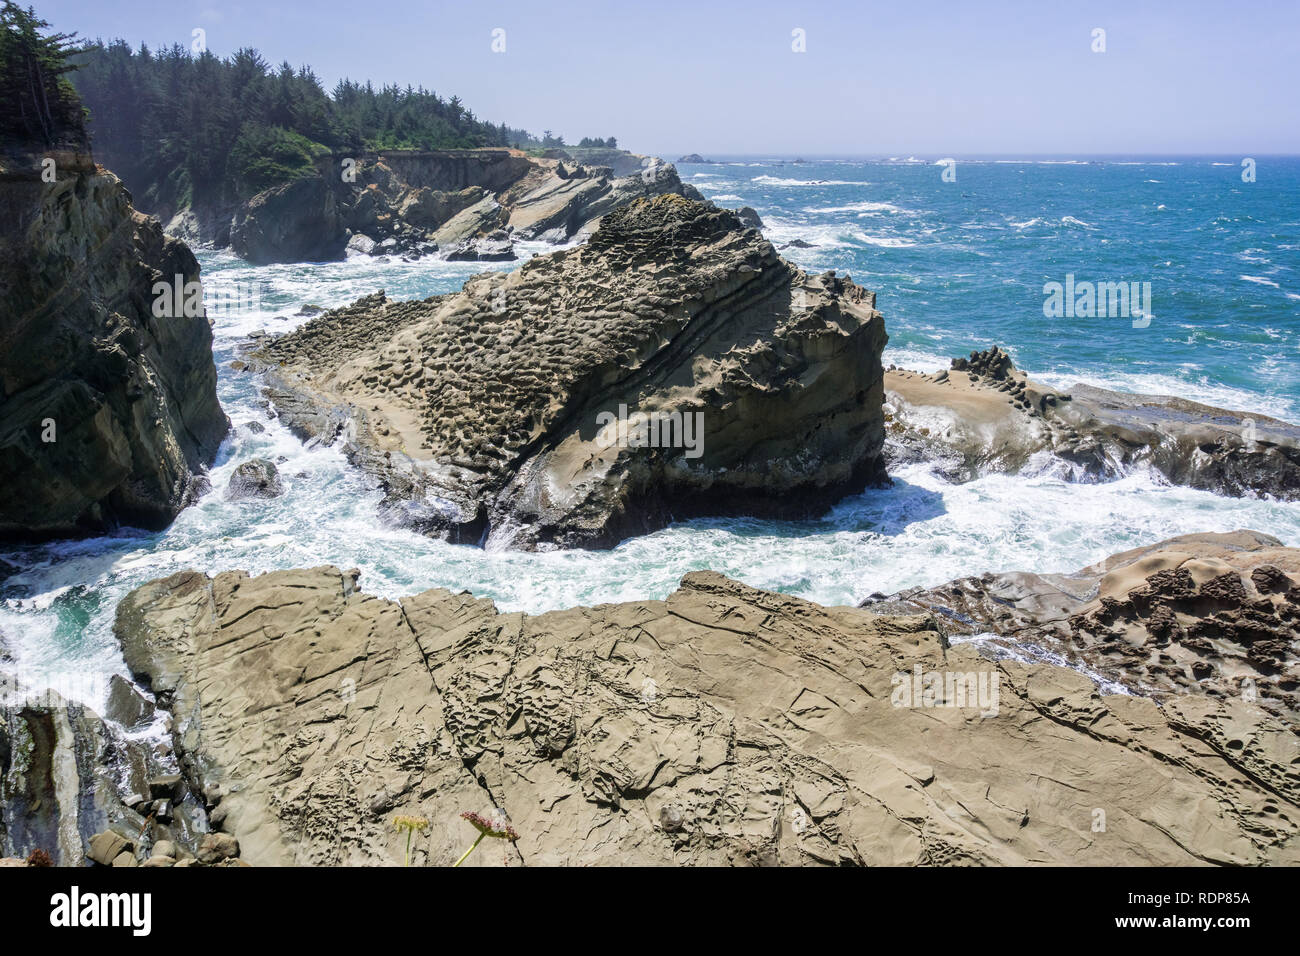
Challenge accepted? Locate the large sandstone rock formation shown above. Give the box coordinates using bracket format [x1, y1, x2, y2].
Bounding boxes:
[863, 529, 1300, 725]
[113, 561, 1300, 866]
[886, 346, 1300, 498]
[0, 150, 228, 539]
[252, 195, 889, 549]
[223, 147, 703, 264]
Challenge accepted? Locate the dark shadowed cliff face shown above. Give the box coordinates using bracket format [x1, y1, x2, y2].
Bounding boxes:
[255, 194, 889, 550]
[0, 150, 228, 540]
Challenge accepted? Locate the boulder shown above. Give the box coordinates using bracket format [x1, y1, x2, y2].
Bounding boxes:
[444, 229, 515, 262]
[196, 832, 239, 864]
[103, 674, 155, 728]
[87, 831, 130, 866]
[736, 206, 764, 230]
[230, 176, 349, 264]
[345, 233, 376, 256]
[225, 459, 284, 500]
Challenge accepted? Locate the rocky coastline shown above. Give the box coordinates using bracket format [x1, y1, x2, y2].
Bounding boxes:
[170, 147, 705, 265]
[885, 346, 1300, 498]
[4, 534, 1297, 866]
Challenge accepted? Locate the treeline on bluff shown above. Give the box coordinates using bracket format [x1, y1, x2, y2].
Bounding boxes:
[66, 38, 543, 215]
[0, 2, 86, 152]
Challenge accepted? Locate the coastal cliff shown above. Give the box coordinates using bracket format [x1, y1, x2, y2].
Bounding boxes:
[0, 148, 227, 539]
[252, 194, 889, 549]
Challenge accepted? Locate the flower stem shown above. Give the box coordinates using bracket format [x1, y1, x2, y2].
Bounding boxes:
[453, 832, 486, 867]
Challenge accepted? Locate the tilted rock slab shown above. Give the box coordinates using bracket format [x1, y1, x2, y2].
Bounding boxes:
[0, 152, 228, 539]
[886, 346, 1300, 498]
[115, 564, 1299, 865]
[255, 195, 889, 549]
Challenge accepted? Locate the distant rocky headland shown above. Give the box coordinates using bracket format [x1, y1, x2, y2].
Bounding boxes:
[171, 147, 704, 265]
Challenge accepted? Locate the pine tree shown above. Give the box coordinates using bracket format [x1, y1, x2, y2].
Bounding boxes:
[0, 2, 85, 149]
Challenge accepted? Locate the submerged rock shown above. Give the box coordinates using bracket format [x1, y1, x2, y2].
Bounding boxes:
[113, 561, 1300, 866]
[0, 151, 228, 540]
[255, 195, 889, 549]
[225, 459, 284, 500]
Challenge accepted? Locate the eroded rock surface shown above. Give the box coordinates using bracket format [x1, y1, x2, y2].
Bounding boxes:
[863, 530, 1300, 725]
[0, 149, 228, 539]
[886, 346, 1300, 498]
[115, 563, 1299, 866]
[253, 195, 889, 549]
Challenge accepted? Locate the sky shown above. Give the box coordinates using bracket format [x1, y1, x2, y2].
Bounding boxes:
[36, 0, 1300, 156]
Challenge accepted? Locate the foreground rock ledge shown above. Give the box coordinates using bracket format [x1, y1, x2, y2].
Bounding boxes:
[115, 564, 1298, 866]
[255, 195, 889, 549]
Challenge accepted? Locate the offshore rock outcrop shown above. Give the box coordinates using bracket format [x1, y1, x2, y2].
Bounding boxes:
[222, 147, 703, 264]
[0, 149, 228, 539]
[885, 346, 1300, 498]
[254, 195, 889, 550]
[862, 530, 1300, 725]
[112, 562, 1300, 866]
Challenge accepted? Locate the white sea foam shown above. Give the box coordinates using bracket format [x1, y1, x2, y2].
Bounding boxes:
[752, 175, 860, 186]
[1240, 275, 1281, 288]
[807, 201, 903, 215]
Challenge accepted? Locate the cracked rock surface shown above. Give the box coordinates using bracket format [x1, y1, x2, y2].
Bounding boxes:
[863, 530, 1300, 726]
[114, 562, 1299, 866]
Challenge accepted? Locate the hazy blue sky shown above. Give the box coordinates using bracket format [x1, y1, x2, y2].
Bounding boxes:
[39, 0, 1300, 155]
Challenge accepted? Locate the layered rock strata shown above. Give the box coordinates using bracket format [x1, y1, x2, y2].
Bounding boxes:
[253, 195, 889, 549]
[885, 346, 1300, 498]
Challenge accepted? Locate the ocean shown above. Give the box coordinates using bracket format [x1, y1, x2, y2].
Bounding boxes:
[3, 155, 1299, 707]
